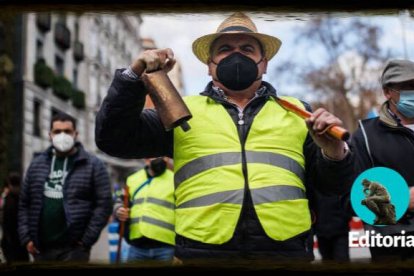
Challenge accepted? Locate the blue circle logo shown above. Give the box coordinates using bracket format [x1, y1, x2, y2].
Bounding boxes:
[351, 167, 409, 226]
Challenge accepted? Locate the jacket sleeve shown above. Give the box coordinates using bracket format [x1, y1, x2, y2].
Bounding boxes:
[302, 102, 355, 196]
[339, 126, 373, 217]
[18, 163, 33, 247]
[81, 157, 113, 248]
[304, 135, 354, 196]
[95, 69, 173, 159]
[350, 126, 373, 175]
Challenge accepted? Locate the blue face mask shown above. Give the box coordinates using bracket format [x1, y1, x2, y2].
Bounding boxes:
[394, 90, 414, 119]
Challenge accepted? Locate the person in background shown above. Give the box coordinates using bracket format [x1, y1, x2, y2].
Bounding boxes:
[1, 172, 29, 263]
[351, 59, 414, 261]
[115, 157, 175, 262]
[18, 112, 112, 262]
[313, 190, 351, 263]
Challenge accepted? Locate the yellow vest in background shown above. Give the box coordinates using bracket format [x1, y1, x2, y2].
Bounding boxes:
[173, 95, 310, 244]
[128, 169, 175, 245]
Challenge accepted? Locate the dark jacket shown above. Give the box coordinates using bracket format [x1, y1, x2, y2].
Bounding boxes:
[351, 102, 414, 235]
[1, 190, 29, 262]
[18, 143, 113, 249]
[312, 189, 351, 238]
[95, 69, 354, 259]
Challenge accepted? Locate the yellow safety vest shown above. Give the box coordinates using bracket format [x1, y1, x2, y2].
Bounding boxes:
[128, 168, 175, 245]
[173, 95, 311, 244]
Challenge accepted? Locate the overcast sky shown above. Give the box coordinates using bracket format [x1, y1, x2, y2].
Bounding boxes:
[139, 12, 414, 98]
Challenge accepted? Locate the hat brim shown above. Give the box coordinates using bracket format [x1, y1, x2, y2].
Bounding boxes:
[192, 32, 282, 64]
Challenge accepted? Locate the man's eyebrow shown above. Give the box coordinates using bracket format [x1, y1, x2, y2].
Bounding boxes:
[241, 43, 256, 48]
[52, 128, 73, 131]
[217, 43, 231, 49]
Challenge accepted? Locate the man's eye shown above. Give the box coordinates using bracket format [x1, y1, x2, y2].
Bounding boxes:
[242, 46, 254, 52]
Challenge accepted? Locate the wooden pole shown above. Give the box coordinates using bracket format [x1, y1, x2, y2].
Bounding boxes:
[275, 96, 350, 141]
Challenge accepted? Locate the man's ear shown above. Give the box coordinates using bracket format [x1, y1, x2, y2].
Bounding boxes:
[383, 88, 392, 100]
[74, 131, 79, 140]
[262, 58, 268, 74]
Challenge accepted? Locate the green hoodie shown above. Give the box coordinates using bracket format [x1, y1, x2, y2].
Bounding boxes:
[39, 153, 75, 247]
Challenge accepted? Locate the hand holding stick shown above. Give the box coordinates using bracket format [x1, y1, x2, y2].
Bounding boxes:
[116, 186, 129, 264]
[274, 96, 350, 141]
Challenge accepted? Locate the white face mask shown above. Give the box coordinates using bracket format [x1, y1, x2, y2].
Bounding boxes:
[52, 133, 75, 152]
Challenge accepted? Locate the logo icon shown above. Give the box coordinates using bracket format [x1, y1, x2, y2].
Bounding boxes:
[351, 167, 409, 226]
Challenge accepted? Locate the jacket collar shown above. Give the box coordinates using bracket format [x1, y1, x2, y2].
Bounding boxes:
[200, 81, 277, 102]
[379, 101, 402, 128]
[44, 142, 88, 162]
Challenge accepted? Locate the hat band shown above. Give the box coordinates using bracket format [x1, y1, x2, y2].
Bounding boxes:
[219, 26, 254, 33]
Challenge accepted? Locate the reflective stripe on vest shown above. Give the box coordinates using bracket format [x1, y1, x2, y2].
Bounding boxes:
[175, 151, 305, 189]
[176, 185, 305, 209]
[128, 169, 175, 245]
[173, 95, 311, 244]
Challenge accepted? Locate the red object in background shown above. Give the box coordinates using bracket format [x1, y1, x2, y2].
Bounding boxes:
[349, 217, 364, 230]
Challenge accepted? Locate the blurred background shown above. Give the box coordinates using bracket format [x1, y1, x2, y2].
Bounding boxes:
[0, 9, 413, 263]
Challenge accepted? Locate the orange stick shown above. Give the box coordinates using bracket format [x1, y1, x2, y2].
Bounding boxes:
[116, 185, 129, 264]
[275, 96, 350, 141]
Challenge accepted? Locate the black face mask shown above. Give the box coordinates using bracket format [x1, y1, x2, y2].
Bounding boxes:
[213, 52, 263, 91]
[150, 158, 167, 177]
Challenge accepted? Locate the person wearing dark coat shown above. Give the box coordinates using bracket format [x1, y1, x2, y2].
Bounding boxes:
[1, 173, 29, 263]
[351, 59, 414, 261]
[18, 112, 112, 262]
[313, 190, 351, 262]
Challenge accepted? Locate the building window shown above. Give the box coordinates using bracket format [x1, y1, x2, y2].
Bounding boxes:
[97, 49, 102, 63]
[73, 67, 78, 89]
[74, 19, 80, 41]
[55, 55, 64, 76]
[56, 14, 67, 24]
[36, 39, 44, 61]
[51, 107, 60, 119]
[33, 100, 42, 137]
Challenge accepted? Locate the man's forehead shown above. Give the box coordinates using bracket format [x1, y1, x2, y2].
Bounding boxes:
[52, 120, 74, 129]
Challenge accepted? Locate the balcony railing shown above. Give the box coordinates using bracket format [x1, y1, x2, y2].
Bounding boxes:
[54, 22, 71, 50]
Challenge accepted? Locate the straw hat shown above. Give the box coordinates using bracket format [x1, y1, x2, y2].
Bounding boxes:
[192, 12, 282, 64]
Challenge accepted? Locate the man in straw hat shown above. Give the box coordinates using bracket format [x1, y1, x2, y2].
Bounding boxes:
[96, 12, 354, 261]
